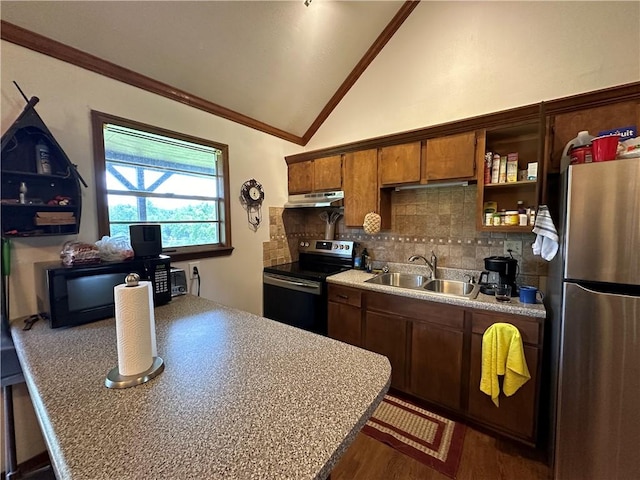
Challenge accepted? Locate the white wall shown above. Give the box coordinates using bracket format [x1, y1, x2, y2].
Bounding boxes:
[306, 1, 640, 150]
[1, 41, 296, 469]
[1, 41, 297, 319]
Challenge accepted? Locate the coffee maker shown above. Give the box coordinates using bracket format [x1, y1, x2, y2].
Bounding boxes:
[479, 255, 519, 296]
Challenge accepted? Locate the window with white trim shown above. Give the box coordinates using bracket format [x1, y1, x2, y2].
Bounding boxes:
[91, 111, 232, 259]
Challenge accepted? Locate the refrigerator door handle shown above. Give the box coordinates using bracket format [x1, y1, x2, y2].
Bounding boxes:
[563, 280, 640, 298]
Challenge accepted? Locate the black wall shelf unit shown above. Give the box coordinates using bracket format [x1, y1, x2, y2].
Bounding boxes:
[1, 93, 85, 237]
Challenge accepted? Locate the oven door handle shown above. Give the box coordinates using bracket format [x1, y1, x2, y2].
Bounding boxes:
[263, 273, 322, 295]
[283, 279, 313, 288]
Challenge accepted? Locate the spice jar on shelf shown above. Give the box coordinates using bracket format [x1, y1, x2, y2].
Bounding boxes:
[505, 211, 519, 226]
[518, 214, 527, 226]
[517, 201, 527, 226]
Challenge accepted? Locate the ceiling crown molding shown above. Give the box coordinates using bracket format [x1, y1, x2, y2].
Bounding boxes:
[1, 20, 304, 145]
[1, 2, 419, 147]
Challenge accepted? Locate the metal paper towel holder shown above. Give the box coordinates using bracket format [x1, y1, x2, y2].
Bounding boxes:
[105, 273, 165, 389]
[105, 356, 164, 389]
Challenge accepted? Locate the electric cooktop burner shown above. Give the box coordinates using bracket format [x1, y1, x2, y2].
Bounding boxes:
[263, 239, 355, 282]
[263, 261, 350, 282]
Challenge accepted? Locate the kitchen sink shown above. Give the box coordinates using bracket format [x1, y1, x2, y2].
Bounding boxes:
[365, 272, 429, 289]
[423, 279, 480, 299]
[365, 273, 480, 299]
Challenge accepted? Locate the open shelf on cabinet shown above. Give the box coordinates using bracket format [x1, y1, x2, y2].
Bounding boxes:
[477, 225, 535, 233]
[484, 179, 537, 188]
[476, 119, 543, 231]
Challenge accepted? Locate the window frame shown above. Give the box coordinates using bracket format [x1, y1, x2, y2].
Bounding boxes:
[91, 110, 233, 261]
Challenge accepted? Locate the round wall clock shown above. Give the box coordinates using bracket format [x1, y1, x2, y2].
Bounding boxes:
[241, 179, 264, 206]
[240, 179, 264, 231]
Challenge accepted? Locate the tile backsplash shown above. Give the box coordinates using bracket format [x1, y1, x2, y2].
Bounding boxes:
[263, 185, 548, 288]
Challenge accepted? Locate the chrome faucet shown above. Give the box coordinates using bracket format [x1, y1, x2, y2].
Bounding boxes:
[408, 251, 438, 279]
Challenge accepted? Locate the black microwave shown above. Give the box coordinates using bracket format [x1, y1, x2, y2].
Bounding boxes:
[34, 255, 171, 328]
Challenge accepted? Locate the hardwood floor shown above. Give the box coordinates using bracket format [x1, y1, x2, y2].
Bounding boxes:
[331, 426, 551, 480]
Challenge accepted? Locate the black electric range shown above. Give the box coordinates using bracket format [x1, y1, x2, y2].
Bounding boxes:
[263, 257, 350, 281]
[264, 239, 355, 280]
[263, 239, 354, 334]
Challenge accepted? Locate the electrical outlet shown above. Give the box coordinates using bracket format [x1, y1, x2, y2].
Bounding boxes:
[188, 262, 200, 279]
[504, 240, 522, 256]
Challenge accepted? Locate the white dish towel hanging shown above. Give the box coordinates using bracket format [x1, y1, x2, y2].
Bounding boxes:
[532, 205, 558, 261]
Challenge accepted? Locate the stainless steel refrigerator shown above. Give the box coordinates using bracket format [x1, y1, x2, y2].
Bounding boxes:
[549, 158, 640, 479]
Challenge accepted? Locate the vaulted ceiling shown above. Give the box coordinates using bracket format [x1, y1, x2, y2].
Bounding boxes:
[1, 1, 418, 145]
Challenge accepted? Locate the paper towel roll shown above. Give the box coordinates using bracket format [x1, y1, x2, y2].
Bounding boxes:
[114, 281, 155, 376]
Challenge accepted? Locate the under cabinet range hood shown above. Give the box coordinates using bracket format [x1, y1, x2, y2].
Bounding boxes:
[284, 191, 344, 208]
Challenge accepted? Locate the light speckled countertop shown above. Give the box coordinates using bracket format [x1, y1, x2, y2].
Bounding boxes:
[11, 295, 391, 480]
[327, 267, 546, 318]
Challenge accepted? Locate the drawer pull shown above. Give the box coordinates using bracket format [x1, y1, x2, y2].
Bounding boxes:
[338, 294, 349, 299]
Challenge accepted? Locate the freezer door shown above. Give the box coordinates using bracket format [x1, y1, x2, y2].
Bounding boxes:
[564, 158, 640, 285]
[555, 282, 640, 480]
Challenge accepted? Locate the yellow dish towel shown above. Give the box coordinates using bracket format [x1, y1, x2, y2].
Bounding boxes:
[480, 322, 531, 407]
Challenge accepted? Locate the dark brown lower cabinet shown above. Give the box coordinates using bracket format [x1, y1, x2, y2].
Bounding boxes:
[468, 334, 540, 442]
[364, 311, 407, 391]
[326, 284, 545, 445]
[410, 320, 464, 411]
[328, 301, 362, 347]
[327, 285, 363, 347]
[467, 310, 543, 444]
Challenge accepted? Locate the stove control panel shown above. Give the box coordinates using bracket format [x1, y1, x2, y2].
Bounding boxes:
[298, 239, 354, 257]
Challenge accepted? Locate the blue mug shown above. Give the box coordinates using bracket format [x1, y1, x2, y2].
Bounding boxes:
[519, 286, 543, 304]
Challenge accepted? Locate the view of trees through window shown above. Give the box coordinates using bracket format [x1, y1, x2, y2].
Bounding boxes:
[93, 114, 230, 255]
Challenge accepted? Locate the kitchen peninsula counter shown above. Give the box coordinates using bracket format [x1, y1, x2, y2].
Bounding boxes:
[11, 295, 391, 480]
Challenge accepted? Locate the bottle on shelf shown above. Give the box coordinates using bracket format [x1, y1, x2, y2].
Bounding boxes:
[19, 182, 27, 204]
[354, 244, 362, 269]
[361, 248, 370, 273]
[517, 200, 527, 226]
[560, 130, 595, 172]
[35, 138, 52, 175]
